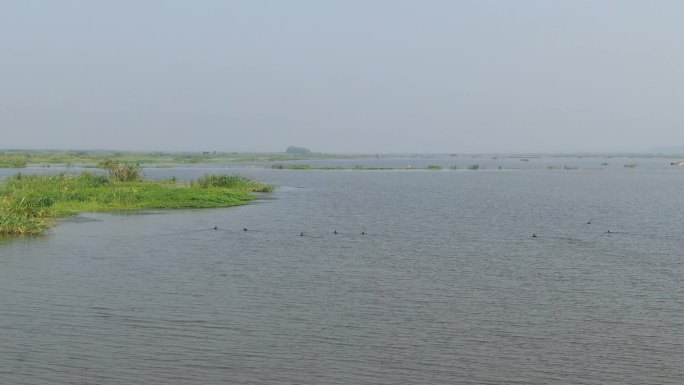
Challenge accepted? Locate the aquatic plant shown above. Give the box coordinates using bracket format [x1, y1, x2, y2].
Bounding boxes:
[467, 164, 482, 170]
[624, 163, 638, 168]
[427, 165, 443, 170]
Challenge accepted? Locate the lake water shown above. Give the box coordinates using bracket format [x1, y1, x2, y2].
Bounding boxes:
[2, 157, 684, 384]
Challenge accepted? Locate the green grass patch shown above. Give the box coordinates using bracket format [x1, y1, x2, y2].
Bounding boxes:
[191, 174, 275, 192]
[0, 172, 275, 235]
[0, 195, 55, 235]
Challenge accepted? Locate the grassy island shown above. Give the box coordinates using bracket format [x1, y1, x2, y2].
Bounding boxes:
[0, 171, 274, 235]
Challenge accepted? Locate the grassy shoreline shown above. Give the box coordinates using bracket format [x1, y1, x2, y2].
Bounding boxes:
[0, 172, 274, 235]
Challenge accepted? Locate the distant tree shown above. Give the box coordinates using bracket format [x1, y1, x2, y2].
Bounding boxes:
[285, 146, 311, 154]
[98, 159, 141, 182]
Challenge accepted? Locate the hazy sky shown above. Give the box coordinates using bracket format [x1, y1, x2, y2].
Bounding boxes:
[2, 0, 683, 153]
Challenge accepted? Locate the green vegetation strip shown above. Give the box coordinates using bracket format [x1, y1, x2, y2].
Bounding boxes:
[0, 150, 361, 168]
[271, 164, 394, 170]
[0, 173, 274, 235]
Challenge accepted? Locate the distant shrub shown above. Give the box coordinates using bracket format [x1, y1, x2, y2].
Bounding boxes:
[624, 163, 638, 168]
[98, 159, 141, 182]
[467, 164, 482, 170]
[427, 165, 442, 170]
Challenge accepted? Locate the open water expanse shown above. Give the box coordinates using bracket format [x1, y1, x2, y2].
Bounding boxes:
[2, 156, 684, 384]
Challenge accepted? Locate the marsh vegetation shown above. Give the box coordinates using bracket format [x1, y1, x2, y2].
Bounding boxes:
[0, 172, 274, 235]
[271, 164, 394, 170]
[0, 150, 360, 168]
